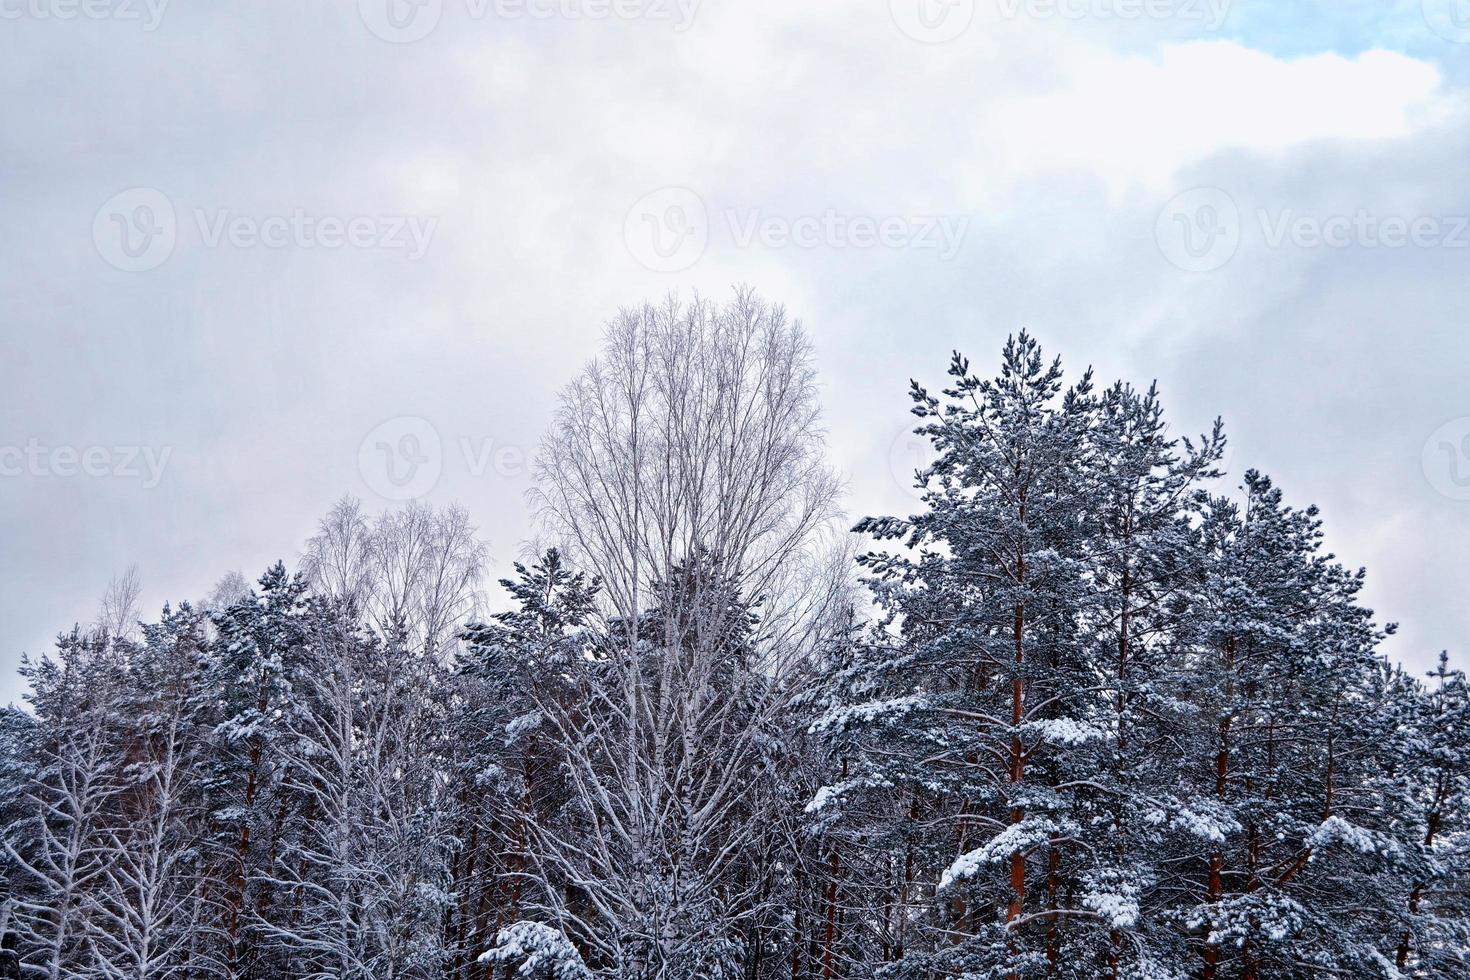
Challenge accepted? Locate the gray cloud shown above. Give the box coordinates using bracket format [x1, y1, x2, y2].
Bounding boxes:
[3, 1, 1467, 702]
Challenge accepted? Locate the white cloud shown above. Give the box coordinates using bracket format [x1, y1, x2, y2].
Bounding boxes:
[1, 1, 1467, 698]
[994, 42, 1451, 195]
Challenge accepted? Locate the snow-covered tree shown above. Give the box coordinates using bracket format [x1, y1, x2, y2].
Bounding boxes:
[5, 629, 127, 979]
[196, 562, 314, 979]
[257, 602, 452, 979]
[515, 290, 846, 979]
[86, 603, 209, 980]
[449, 549, 597, 976]
[1392, 653, 1470, 974]
[0, 316, 1465, 979]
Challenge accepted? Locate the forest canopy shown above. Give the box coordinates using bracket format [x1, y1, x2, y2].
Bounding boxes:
[2, 291, 1466, 980]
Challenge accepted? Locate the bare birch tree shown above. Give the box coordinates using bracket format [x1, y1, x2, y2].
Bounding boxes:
[511, 289, 846, 978]
[302, 497, 377, 613]
[5, 632, 126, 980]
[303, 498, 486, 660]
[97, 566, 143, 644]
[258, 612, 450, 980]
[86, 605, 210, 980]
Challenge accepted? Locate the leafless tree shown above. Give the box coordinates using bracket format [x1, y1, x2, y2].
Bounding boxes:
[414, 503, 487, 660]
[257, 610, 452, 979]
[302, 498, 487, 660]
[202, 571, 251, 614]
[5, 636, 126, 980]
[301, 497, 377, 612]
[534, 289, 845, 668]
[97, 566, 143, 643]
[517, 289, 847, 978]
[87, 707, 201, 980]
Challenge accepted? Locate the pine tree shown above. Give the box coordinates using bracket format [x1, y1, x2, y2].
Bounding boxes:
[455, 550, 597, 975]
[829, 335, 1100, 978]
[253, 600, 452, 979]
[1393, 653, 1470, 974]
[1, 326, 1467, 979]
[198, 562, 313, 979]
[1066, 381, 1223, 977]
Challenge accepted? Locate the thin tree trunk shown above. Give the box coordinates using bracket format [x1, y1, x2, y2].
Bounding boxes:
[820, 848, 840, 980]
[1203, 637, 1235, 980]
[1006, 509, 1028, 980]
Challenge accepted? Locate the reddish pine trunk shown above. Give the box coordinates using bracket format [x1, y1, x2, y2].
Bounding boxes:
[1006, 520, 1028, 980]
[225, 679, 271, 976]
[821, 848, 841, 979]
[1277, 734, 1335, 888]
[1397, 782, 1445, 969]
[1202, 850, 1223, 980]
[1396, 885, 1424, 969]
[1203, 639, 1235, 980]
[454, 815, 480, 979]
[1108, 562, 1131, 978]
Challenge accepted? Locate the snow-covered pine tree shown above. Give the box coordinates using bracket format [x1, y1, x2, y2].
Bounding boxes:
[1181, 472, 1405, 978]
[197, 562, 314, 979]
[1067, 381, 1224, 977]
[1392, 653, 1470, 974]
[450, 549, 597, 977]
[826, 334, 1100, 978]
[0, 704, 35, 934]
[255, 599, 452, 979]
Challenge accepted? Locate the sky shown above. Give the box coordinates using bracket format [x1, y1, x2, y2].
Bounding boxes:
[2, 0, 1468, 703]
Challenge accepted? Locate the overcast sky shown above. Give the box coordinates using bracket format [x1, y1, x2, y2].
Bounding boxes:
[3, 0, 1468, 703]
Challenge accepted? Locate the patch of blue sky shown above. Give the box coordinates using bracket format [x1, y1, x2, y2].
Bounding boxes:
[1209, 0, 1465, 59]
